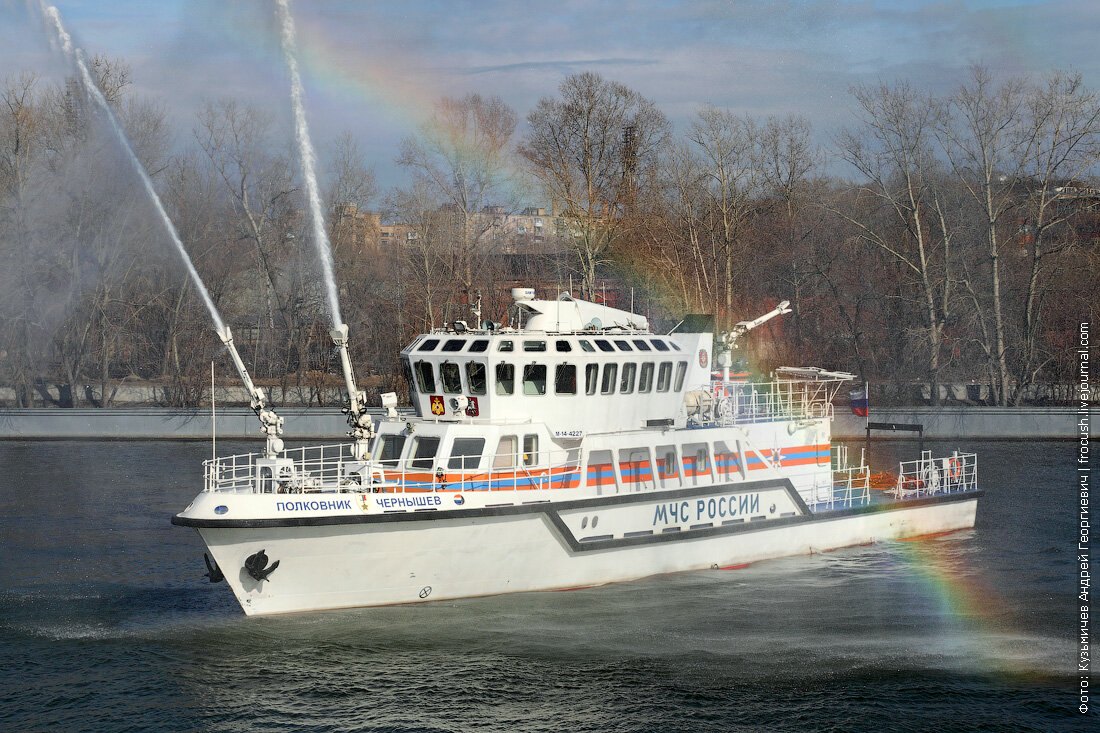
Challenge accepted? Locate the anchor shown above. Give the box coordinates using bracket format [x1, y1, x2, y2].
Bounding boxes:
[243, 549, 280, 582]
[203, 552, 224, 583]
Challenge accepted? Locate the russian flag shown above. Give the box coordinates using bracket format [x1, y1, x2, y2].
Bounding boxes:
[850, 387, 868, 417]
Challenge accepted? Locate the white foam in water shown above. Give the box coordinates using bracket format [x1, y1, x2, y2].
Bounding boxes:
[39, 2, 228, 336]
[275, 0, 344, 329]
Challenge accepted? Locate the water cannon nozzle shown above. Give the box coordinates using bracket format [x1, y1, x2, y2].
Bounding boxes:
[330, 324, 349, 345]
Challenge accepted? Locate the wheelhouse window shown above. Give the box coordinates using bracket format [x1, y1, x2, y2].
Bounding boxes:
[614, 340, 633, 351]
[408, 436, 440, 470]
[468, 340, 489, 353]
[633, 339, 652, 351]
[376, 435, 407, 467]
[620, 363, 636, 393]
[447, 438, 486, 470]
[466, 362, 487, 395]
[651, 339, 670, 352]
[555, 340, 572, 352]
[595, 339, 615, 352]
[578, 340, 595, 352]
[600, 363, 618, 394]
[674, 362, 688, 391]
[638, 362, 654, 393]
[498, 340, 514, 352]
[440, 362, 462, 394]
[442, 339, 465, 352]
[585, 364, 598, 395]
[555, 364, 577, 394]
[496, 363, 515, 395]
[523, 340, 547, 352]
[523, 364, 547, 395]
[419, 338, 440, 352]
[657, 362, 673, 392]
[414, 361, 436, 393]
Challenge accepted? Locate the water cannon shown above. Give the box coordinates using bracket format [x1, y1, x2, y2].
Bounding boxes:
[716, 300, 792, 382]
[723, 300, 791, 350]
[330, 323, 373, 459]
[218, 327, 284, 457]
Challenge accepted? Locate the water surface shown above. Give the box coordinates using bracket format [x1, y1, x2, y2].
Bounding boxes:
[0, 439, 1087, 731]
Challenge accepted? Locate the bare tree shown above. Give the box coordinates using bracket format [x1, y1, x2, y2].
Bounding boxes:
[936, 65, 1031, 404]
[0, 73, 45, 405]
[758, 114, 822, 351]
[1010, 71, 1100, 401]
[520, 72, 670, 299]
[398, 94, 518, 299]
[835, 80, 957, 403]
[385, 181, 454, 330]
[194, 99, 296, 371]
[687, 106, 762, 325]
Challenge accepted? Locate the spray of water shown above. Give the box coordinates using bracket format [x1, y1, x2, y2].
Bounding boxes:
[38, 2, 227, 336]
[274, 0, 344, 329]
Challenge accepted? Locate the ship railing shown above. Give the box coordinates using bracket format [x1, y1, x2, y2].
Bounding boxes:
[203, 443, 585, 495]
[690, 377, 846, 428]
[204, 443, 359, 494]
[816, 444, 870, 510]
[892, 450, 978, 499]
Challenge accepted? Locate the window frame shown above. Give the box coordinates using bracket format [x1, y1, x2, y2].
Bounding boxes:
[466, 362, 487, 395]
[439, 361, 463, 394]
[600, 363, 618, 394]
[496, 363, 515, 395]
[523, 364, 547, 395]
[620, 362, 637, 394]
[638, 362, 654, 393]
[414, 360, 436, 393]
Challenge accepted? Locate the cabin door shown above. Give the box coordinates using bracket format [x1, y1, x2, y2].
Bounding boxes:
[620, 448, 654, 492]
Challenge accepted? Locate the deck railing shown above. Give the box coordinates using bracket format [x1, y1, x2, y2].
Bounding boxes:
[689, 377, 847, 428]
[203, 444, 585, 495]
[892, 450, 978, 498]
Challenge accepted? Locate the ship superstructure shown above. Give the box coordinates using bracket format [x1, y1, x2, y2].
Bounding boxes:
[174, 290, 980, 616]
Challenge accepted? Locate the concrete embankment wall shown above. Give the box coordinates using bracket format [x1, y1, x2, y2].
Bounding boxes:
[831, 406, 1095, 439]
[0, 407, 360, 440]
[0, 406, 1094, 440]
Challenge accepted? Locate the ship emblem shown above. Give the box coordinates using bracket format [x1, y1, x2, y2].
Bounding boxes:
[454, 494, 465, 505]
[359, 493, 370, 511]
[698, 349, 709, 368]
[430, 395, 445, 415]
[465, 397, 479, 416]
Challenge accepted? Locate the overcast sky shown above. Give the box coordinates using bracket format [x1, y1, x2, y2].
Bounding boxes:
[3, 0, 1098, 195]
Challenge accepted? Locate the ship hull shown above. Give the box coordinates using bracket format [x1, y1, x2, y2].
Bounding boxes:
[179, 485, 979, 616]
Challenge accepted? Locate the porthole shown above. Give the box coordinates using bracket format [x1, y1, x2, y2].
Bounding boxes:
[581, 516, 588, 529]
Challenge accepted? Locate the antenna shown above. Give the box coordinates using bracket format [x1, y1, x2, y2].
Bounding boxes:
[211, 360, 215, 463]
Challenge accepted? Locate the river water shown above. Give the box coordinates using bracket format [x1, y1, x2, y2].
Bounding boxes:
[0, 439, 1088, 731]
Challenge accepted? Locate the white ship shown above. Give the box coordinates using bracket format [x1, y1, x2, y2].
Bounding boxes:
[173, 289, 980, 616]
